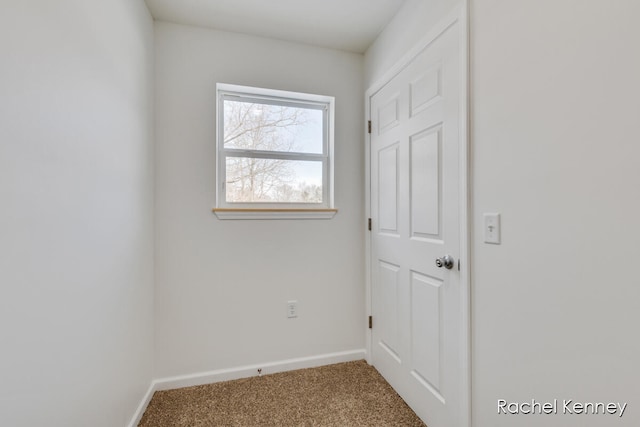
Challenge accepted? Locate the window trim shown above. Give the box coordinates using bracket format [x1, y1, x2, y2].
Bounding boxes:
[213, 83, 336, 220]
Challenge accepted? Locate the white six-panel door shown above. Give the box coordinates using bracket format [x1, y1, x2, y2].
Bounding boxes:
[370, 18, 463, 427]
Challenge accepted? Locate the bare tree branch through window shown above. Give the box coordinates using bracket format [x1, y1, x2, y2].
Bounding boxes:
[223, 100, 323, 203]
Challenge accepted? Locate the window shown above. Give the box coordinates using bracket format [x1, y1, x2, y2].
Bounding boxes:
[213, 84, 336, 219]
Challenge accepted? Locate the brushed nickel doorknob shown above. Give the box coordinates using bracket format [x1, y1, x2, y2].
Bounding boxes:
[435, 255, 455, 270]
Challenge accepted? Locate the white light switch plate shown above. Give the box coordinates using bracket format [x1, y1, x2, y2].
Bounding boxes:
[287, 300, 298, 318]
[483, 213, 501, 244]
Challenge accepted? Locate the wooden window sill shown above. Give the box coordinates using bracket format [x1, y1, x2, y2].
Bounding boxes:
[212, 208, 338, 220]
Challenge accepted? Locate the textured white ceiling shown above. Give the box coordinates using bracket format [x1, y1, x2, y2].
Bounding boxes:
[144, 0, 406, 53]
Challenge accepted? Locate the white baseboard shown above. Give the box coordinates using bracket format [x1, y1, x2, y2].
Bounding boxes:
[127, 349, 366, 426]
[155, 348, 366, 391]
[127, 382, 156, 427]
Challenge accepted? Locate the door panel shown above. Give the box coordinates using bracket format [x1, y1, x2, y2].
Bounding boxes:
[410, 128, 441, 239]
[410, 65, 442, 116]
[378, 144, 400, 234]
[378, 96, 400, 135]
[370, 20, 461, 427]
[410, 271, 443, 398]
[378, 261, 402, 363]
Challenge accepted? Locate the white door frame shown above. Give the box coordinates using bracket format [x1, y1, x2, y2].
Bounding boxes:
[364, 4, 470, 427]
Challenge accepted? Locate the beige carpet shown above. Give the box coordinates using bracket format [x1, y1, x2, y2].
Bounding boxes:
[139, 360, 425, 426]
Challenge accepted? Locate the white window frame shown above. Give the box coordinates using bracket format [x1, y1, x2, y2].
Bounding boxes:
[213, 83, 336, 220]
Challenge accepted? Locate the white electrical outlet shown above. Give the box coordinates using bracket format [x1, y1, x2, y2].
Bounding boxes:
[287, 300, 298, 318]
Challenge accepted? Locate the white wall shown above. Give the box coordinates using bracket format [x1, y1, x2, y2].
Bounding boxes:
[471, 1, 640, 426]
[368, 0, 640, 426]
[0, 1, 155, 426]
[154, 22, 365, 377]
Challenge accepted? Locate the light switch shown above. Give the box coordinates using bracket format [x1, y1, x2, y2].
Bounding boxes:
[483, 213, 501, 244]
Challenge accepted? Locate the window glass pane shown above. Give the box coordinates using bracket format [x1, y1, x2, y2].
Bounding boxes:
[223, 100, 323, 154]
[226, 158, 323, 203]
